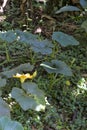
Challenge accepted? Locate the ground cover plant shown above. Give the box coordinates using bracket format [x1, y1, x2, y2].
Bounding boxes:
[0, 0, 87, 130]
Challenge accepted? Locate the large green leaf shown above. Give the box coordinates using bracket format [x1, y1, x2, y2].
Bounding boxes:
[0, 30, 17, 43]
[80, 0, 87, 9]
[0, 63, 34, 78]
[81, 20, 87, 33]
[40, 60, 72, 76]
[0, 77, 6, 88]
[15, 30, 38, 44]
[22, 82, 45, 104]
[52, 31, 79, 47]
[55, 6, 80, 14]
[11, 87, 46, 111]
[30, 39, 53, 55]
[15, 30, 53, 55]
[0, 116, 24, 130]
[0, 30, 53, 55]
[0, 98, 10, 117]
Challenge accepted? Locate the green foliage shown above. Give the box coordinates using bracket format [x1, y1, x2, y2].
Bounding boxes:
[0, 0, 87, 129]
[0, 30, 54, 55]
[0, 30, 79, 52]
[15, 30, 38, 44]
[55, 6, 80, 14]
[40, 60, 72, 76]
[30, 39, 53, 55]
[15, 30, 53, 54]
[0, 63, 46, 112]
[0, 98, 10, 117]
[0, 31, 17, 43]
[0, 29, 80, 116]
[0, 77, 6, 88]
[80, 0, 87, 35]
[80, 0, 87, 9]
[52, 31, 79, 47]
[0, 116, 24, 130]
[22, 82, 45, 101]
[0, 63, 34, 78]
[0, 20, 84, 129]
[11, 82, 46, 111]
[46, 0, 84, 15]
[81, 20, 87, 33]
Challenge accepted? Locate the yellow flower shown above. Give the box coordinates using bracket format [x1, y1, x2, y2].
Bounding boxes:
[13, 71, 37, 83]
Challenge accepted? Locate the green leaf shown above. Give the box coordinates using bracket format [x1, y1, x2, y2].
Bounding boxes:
[81, 20, 87, 33]
[80, 0, 87, 9]
[0, 97, 10, 117]
[0, 63, 34, 78]
[30, 39, 53, 55]
[40, 60, 72, 76]
[15, 30, 53, 55]
[55, 6, 80, 14]
[52, 31, 79, 47]
[0, 77, 6, 88]
[0, 91, 2, 96]
[22, 82, 45, 104]
[0, 116, 24, 130]
[0, 30, 17, 43]
[15, 30, 38, 44]
[11, 87, 46, 111]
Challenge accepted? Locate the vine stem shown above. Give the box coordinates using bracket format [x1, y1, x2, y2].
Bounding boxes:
[50, 74, 64, 88]
[4, 42, 10, 62]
